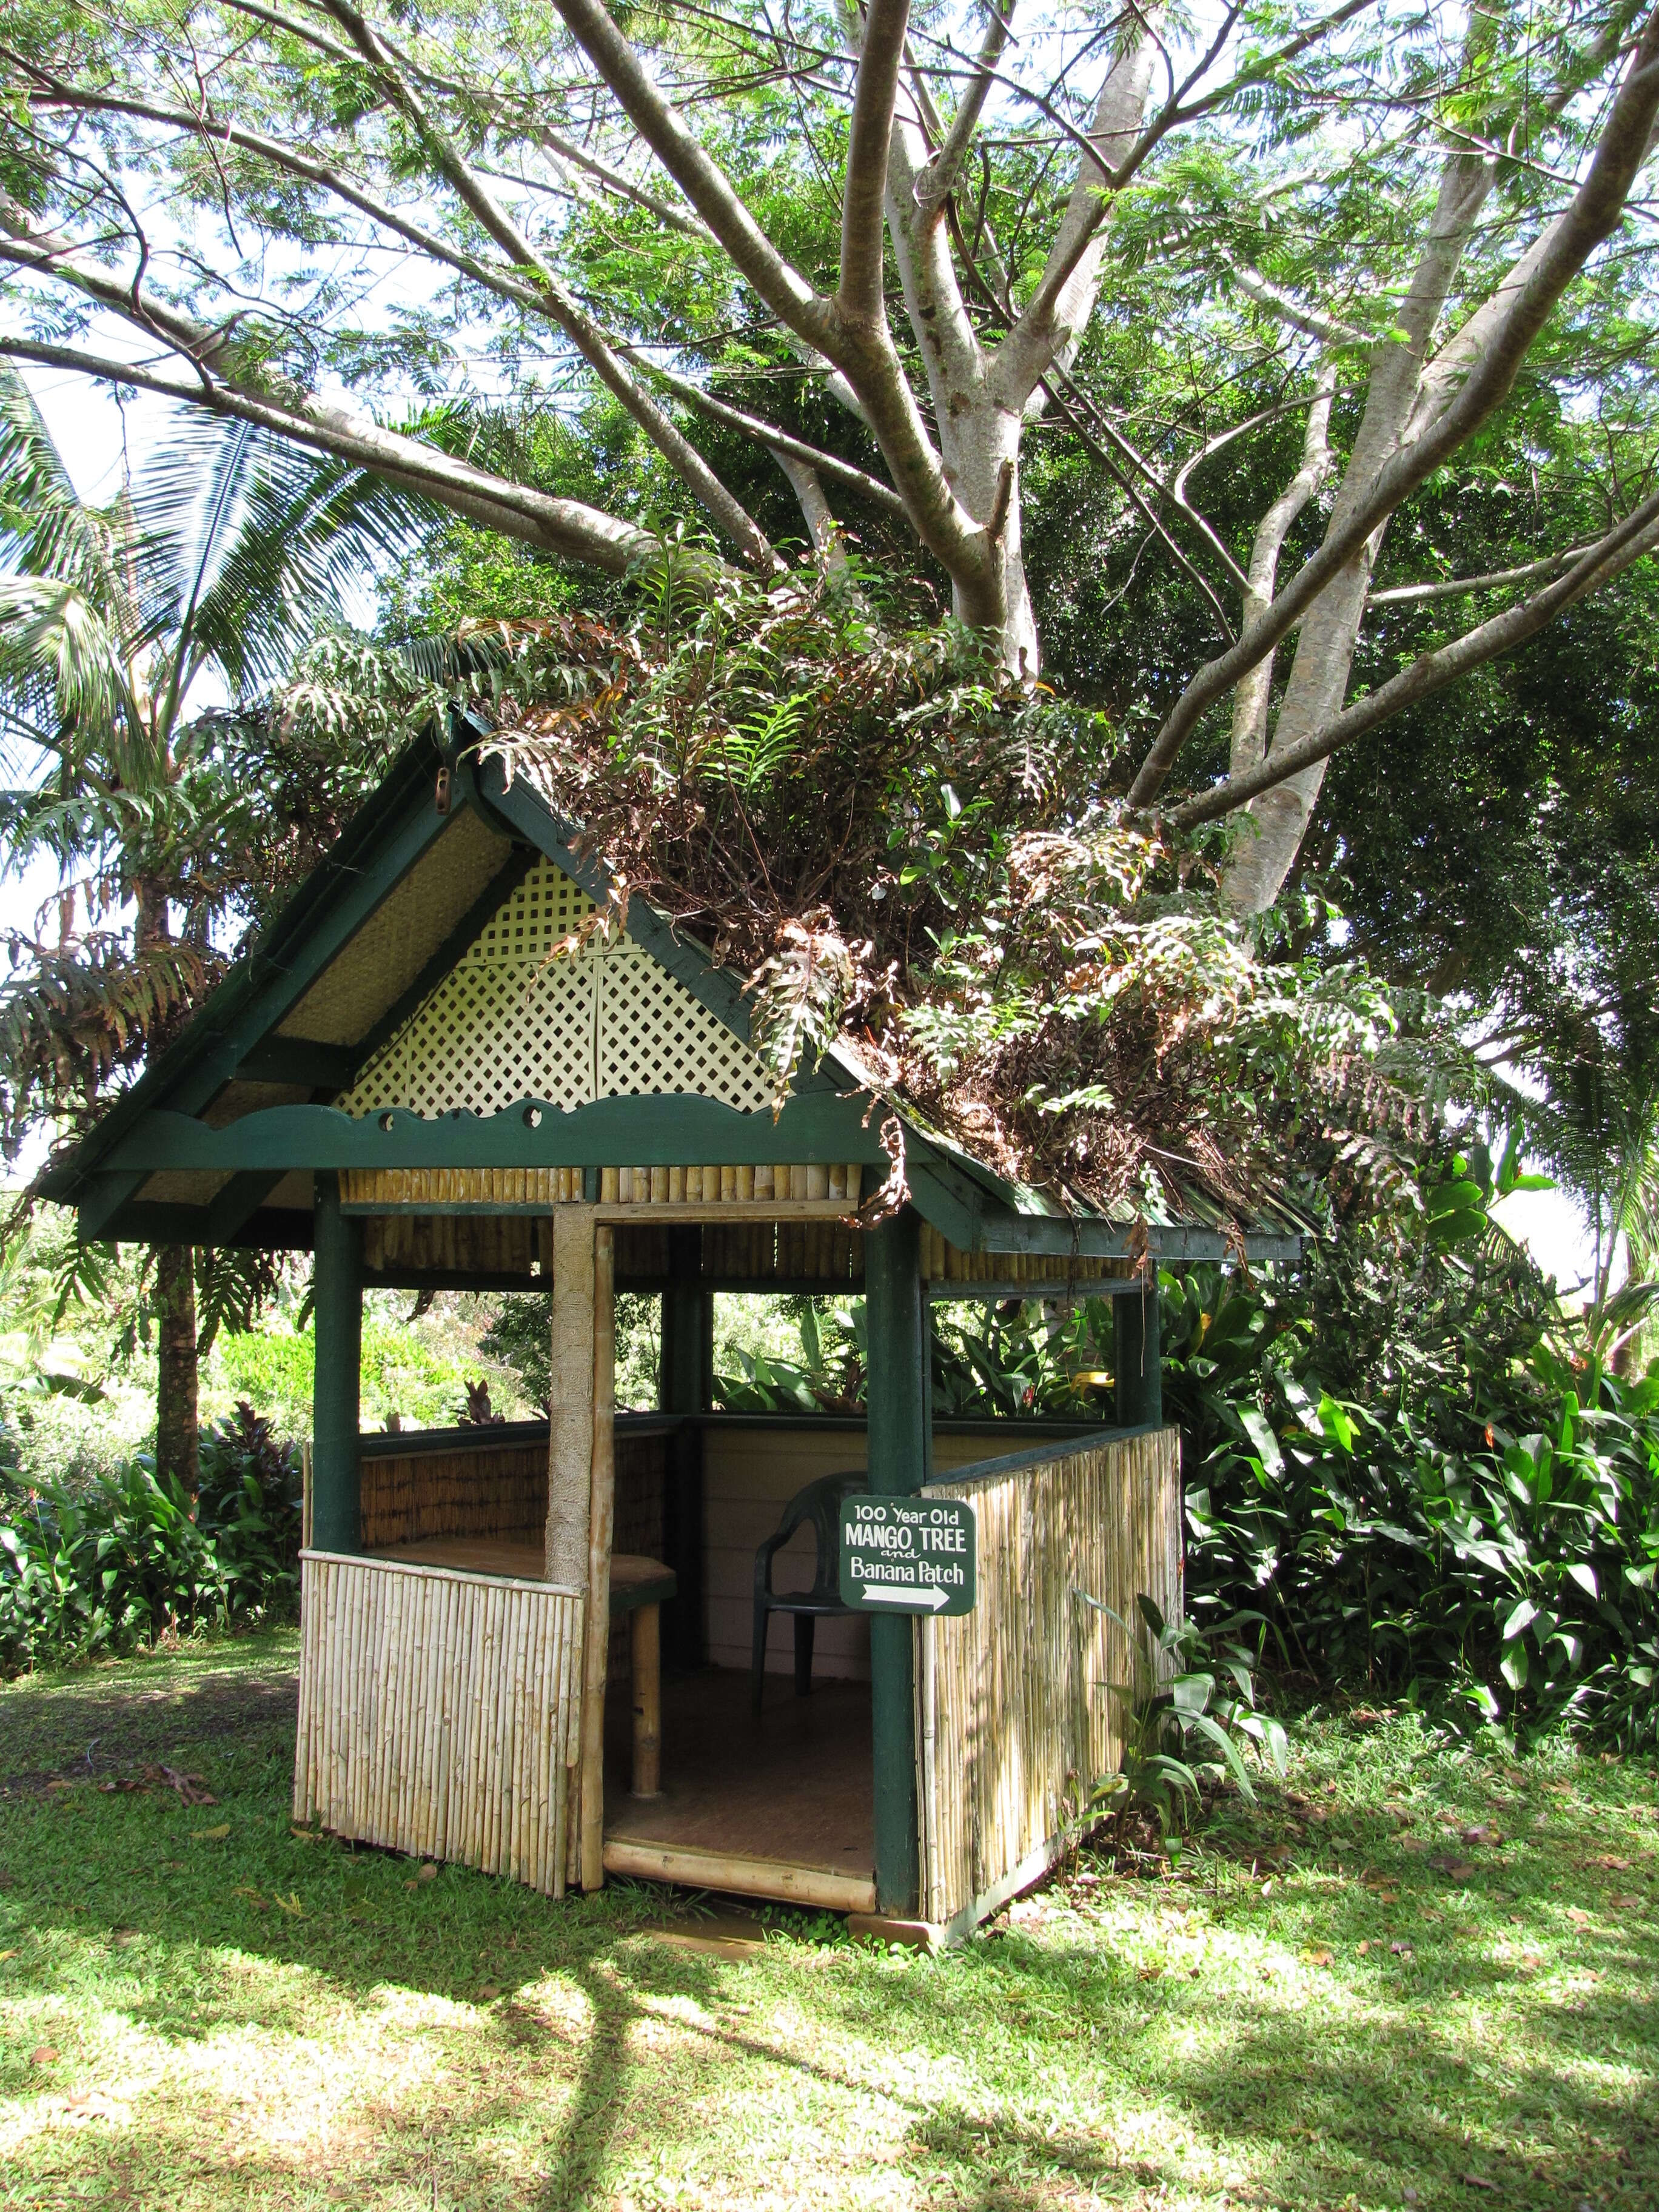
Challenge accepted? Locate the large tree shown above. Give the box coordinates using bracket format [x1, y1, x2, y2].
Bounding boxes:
[4, 0, 1659, 913]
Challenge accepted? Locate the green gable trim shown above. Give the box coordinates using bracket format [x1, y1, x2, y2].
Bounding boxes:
[99, 1090, 889, 1175]
[41, 742, 454, 1207]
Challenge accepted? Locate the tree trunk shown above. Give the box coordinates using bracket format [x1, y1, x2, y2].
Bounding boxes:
[155, 1245, 200, 1496]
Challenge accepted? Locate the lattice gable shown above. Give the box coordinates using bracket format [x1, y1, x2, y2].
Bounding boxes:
[340, 859, 774, 1118]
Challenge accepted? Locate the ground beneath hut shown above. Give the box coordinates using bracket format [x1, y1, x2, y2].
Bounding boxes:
[603, 1668, 874, 1905]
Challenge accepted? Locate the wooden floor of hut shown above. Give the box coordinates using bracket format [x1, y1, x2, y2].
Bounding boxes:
[602, 1669, 876, 1913]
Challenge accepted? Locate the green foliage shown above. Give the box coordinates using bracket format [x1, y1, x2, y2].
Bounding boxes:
[1090, 1595, 1288, 1854]
[1171, 1208, 1659, 1749]
[0, 1402, 300, 1674]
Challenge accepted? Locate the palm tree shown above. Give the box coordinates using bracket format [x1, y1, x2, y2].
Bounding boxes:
[0, 367, 425, 1488]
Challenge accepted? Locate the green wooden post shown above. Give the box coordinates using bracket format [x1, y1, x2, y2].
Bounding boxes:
[865, 1207, 925, 1918]
[1115, 1279, 1163, 1430]
[312, 1173, 363, 1552]
[660, 1227, 708, 1669]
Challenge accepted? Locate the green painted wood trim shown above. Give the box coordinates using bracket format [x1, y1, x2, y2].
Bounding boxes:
[311, 1176, 363, 1553]
[203, 1171, 293, 1245]
[1115, 1289, 1162, 1430]
[864, 1208, 926, 1919]
[103, 1090, 888, 1173]
[236, 1039, 360, 1089]
[44, 760, 455, 1204]
[660, 1225, 709, 1669]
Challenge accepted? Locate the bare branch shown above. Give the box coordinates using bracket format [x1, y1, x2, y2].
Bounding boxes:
[1369, 544, 1600, 605]
[318, 0, 780, 571]
[0, 334, 657, 572]
[1127, 4, 1659, 807]
[1228, 362, 1338, 774]
[913, 2, 1017, 213]
[1229, 263, 1371, 350]
[1169, 488, 1659, 827]
[841, 0, 913, 320]
[773, 453, 850, 568]
[617, 353, 910, 517]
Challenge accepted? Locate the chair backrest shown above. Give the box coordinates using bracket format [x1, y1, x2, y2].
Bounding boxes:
[771, 1471, 864, 1600]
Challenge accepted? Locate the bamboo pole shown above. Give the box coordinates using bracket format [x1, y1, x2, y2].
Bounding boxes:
[579, 1224, 617, 1889]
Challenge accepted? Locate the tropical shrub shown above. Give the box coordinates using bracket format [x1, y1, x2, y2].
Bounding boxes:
[1169, 1238, 1659, 1751]
[0, 1401, 301, 1674]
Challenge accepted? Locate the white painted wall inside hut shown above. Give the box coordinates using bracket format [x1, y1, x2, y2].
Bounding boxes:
[703, 1426, 1055, 1679]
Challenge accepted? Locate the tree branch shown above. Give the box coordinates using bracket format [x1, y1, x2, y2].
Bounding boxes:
[1368, 543, 1599, 605]
[318, 0, 780, 571]
[1228, 263, 1371, 350]
[841, 0, 913, 320]
[913, 2, 1016, 214]
[1168, 488, 1659, 826]
[617, 352, 910, 517]
[1127, 3, 1659, 806]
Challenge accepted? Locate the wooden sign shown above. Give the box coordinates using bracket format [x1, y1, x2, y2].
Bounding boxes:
[838, 1494, 977, 1615]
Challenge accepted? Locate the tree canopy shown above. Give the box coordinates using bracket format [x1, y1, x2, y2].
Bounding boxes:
[4, 0, 1659, 917]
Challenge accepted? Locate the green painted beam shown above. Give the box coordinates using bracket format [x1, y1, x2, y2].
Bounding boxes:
[311, 1176, 363, 1552]
[659, 1225, 708, 1670]
[1114, 1285, 1162, 1430]
[864, 1208, 925, 1919]
[236, 1040, 360, 1089]
[203, 1171, 296, 1245]
[102, 1090, 889, 1173]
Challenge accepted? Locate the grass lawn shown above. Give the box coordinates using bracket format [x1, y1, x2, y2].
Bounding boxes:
[1, 1632, 1655, 2210]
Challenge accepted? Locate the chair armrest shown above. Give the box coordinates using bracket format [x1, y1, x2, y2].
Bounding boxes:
[753, 1529, 791, 1603]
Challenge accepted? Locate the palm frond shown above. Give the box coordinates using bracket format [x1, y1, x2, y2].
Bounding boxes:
[129, 414, 437, 705]
[0, 366, 118, 602]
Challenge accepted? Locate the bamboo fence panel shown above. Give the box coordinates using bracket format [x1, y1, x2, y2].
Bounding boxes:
[360, 1438, 548, 1549]
[915, 1429, 1181, 1926]
[292, 1550, 583, 1896]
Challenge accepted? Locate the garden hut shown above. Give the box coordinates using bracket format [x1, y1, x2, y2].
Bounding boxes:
[42, 728, 1295, 1940]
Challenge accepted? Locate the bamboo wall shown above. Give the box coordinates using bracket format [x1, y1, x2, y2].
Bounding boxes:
[358, 1422, 672, 1557]
[360, 1430, 548, 1549]
[293, 1550, 583, 1895]
[915, 1427, 1182, 1927]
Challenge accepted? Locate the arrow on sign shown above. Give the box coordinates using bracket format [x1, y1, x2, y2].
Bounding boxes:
[862, 1584, 948, 1610]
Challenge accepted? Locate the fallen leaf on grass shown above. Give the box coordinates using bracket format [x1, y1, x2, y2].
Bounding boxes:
[108, 1929, 140, 1949]
[1591, 1855, 1631, 1871]
[1461, 1825, 1498, 1845]
[31, 2046, 59, 2065]
[0, 1948, 18, 1962]
[1304, 1948, 1334, 1966]
[1399, 1836, 1429, 1853]
[150, 1766, 216, 1807]
[1565, 1906, 1592, 1928]
[1430, 1857, 1478, 1881]
[1357, 1940, 1370, 1955]
[1389, 1940, 1415, 1958]
[189, 1825, 230, 1842]
[95, 1779, 149, 1795]
[1463, 2174, 1500, 2192]
[45, 1778, 74, 1792]
[61, 2088, 131, 2126]
[415, 1862, 437, 1882]
[290, 1826, 318, 1843]
[1136, 1965, 1164, 1982]
[477, 1982, 501, 2000]
[1610, 1894, 1643, 1911]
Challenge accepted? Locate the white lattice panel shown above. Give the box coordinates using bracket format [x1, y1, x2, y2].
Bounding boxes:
[598, 947, 773, 1107]
[340, 859, 774, 1118]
